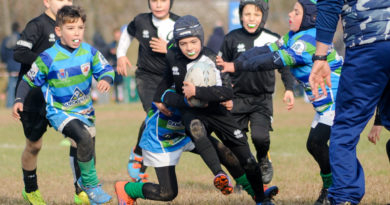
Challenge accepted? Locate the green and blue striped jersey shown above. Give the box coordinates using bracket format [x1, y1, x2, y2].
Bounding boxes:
[269, 28, 343, 114]
[23, 40, 114, 130]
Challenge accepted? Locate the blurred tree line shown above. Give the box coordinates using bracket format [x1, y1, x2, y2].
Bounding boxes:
[0, 0, 295, 44]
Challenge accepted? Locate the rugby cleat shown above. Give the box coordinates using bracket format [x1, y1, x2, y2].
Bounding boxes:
[77, 178, 112, 204]
[213, 173, 233, 195]
[259, 153, 274, 184]
[74, 191, 90, 205]
[264, 185, 279, 199]
[314, 188, 330, 205]
[115, 181, 136, 205]
[127, 147, 143, 182]
[22, 189, 46, 205]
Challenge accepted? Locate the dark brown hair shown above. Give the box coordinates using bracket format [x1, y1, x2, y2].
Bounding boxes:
[56, 5, 86, 27]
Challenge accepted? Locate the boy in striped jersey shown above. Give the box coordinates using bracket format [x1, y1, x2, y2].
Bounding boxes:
[13, 6, 114, 204]
[217, 1, 343, 204]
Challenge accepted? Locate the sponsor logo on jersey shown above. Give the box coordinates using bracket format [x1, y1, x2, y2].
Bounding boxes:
[57, 69, 68, 80]
[291, 40, 306, 54]
[233, 129, 244, 139]
[237, 43, 246, 52]
[27, 63, 39, 80]
[49, 33, 56, 42]
[167, 120, 185, 130]
[172, 66, 179, 75]
[142, 30, 150, 38]
[81, 63, 90, 77]
[64, 87, 88, 107]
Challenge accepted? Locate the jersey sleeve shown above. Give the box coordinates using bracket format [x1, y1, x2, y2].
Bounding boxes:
[220, 36, 233, 62]
[23, 55, 49, 88]
[14, 20, 41, 65]
[127, 18, 137, 37]
[276, 34, 316, 67]
[91, 48, 115, 83]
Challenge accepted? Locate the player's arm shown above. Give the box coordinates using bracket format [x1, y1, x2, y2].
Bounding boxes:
[13, 58, 47, 119]
[278, 67, 295, 110]
[14, 21, 41, 65]
[194, 66, 234, 102]
[91, 49, 115, 92]
[368, 107, 383, 144]
[116, 24, 135, 76]
[161, 89, 189, 108]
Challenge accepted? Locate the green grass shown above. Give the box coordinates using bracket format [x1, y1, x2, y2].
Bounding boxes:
[0, 95, 389, 204]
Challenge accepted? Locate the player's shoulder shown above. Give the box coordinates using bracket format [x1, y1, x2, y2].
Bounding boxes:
[24, 13, 47, 28]
[225, 28, 244, 39]
[134, 12, 152, 21]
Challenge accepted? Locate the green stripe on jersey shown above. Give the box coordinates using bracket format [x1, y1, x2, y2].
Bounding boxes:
[35, 57, 49, 74]
[54, 51, 70, 62]
[49, 72, 92, 88]
[76, 47, 89, 57]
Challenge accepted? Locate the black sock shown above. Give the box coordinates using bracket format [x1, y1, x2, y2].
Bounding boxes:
[23, 169, 38, 193]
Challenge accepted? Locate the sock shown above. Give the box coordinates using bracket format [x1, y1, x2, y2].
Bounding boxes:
[23, 169, 38, 193]
[320, 172, 332, 189]
[235, 174, 254, 197]
[78, 158, 99, 186]
[124, 182, 145, 199]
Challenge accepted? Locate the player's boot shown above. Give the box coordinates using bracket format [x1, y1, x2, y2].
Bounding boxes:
[127, 147, 143, 182]
[138, 172, 149, 183]
[115, 181, 136, 205]
[213, 173, 233, 195]
[259, 153, 273, 184]
[256, 200, 275, 205]
[314, 188, 330, 205]
[74, 191, 90, 205]
[264, 185, 279, 199]
[77, 178, 112, 204]
[22, 189, 46, 205]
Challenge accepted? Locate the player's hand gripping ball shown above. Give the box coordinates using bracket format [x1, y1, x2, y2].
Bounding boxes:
[184, 61, 217, 107]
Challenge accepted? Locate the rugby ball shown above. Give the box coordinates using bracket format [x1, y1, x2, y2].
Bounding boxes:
[184, 61, 217, 107]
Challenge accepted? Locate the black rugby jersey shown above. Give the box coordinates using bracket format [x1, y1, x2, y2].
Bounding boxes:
[127, 12, 180, 75]
[220, 28, 294, 97]
[14, 13, 57, 111]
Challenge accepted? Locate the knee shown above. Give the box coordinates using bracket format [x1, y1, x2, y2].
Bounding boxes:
[189, 119, 207, 141]
[242, 155, 258, 171]
[25, 139, 42, 155]
[76, 130, 94, 161]
[251, 132, 270, 147]
[306, 136, 323, 153]
[160, 190, 178, 201]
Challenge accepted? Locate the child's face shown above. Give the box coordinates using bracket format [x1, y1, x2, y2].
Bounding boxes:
[288, 2, 303, 32]
[44, 0, 73, 18]
[55, 18, 85, 49]
[150, 0, 170, 20]
[241, 4, 263, 34]
[178, 37, 202, 60]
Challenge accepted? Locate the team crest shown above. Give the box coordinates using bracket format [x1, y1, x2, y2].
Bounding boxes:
[237, 43, 246, 52]
[291, 40, 306, 54]
[81, 63, 90, 76]
[49, 33, 56, 42]
[142, 30, 150, 38]
[172, 66, 179, 75]
[57, 69, 68, 80]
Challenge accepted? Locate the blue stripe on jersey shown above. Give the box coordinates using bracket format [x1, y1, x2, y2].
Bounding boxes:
[47, 65, 85, 80]
[52, 86, 91, 103]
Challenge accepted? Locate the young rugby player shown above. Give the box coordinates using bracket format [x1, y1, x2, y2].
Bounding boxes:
[152, 15, 278, 205]
[13, 6, 114, 204]
[219, 0, 295, 184]
[116, 0, 179, 183]
[217, 1, 343, 204]
[12, 0, 90, 204]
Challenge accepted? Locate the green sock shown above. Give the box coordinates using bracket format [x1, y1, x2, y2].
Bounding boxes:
[124, 182, 145, 199]
[235, 174, 254, 197]
[320, 172, 332, 189]
[78, 158, 99, 186]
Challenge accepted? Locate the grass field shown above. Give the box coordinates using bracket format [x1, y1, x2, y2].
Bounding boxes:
[0, 91, 389, 204]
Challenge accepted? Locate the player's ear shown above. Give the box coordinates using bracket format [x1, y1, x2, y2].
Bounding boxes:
[55, 26, 62, 38]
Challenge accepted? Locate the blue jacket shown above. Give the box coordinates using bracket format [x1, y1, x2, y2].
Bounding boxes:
[316, 0, 390, 47]
[1, 32, 21, 72]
